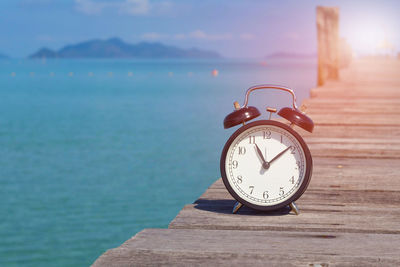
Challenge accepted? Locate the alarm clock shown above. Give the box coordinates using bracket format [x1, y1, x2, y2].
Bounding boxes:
[220, 84, 314, 214]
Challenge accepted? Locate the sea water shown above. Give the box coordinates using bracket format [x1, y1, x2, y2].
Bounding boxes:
[0, 58, 316, 266]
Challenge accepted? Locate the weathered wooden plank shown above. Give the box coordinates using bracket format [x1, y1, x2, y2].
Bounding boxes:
[209, 157, 400, 191]
[299, 125, 400, 139]
[302, 98, 400, 107]
[175, 179, 400, 233]
[170, 200, 400, 234]
[302, 102, 400, 113]
[172, 182, 400, 233]
[169, 156, 400, 233]
[304, 105, 400, 115]
[308, 140, 400, 158]
[307, 109, 400, 116]
[198, 186, 400, 206]
[306, 113, 400, 126]
[93, 229, 400, 266]
[310, 85, 400, 99]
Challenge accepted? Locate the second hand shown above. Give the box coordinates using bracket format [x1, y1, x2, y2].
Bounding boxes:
[265, 147, 267, 162]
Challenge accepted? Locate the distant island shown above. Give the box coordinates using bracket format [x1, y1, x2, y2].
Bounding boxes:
[265, 52, 316, 59]
[29, 38, 221, 59]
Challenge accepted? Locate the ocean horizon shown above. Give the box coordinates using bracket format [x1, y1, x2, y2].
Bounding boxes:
[0, 58, 316, 266]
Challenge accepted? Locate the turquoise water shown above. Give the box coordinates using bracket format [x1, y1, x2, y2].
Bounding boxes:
[0, 58, 316, 266]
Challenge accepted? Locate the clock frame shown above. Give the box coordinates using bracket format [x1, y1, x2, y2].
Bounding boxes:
[220, 120, 313, 212]
[220, 84, 314, 214]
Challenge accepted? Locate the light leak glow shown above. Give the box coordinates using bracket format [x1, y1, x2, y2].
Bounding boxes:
[346, 20, 395, 55]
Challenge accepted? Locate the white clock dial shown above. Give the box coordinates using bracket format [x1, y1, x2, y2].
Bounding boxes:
[225, 124, 306, 206]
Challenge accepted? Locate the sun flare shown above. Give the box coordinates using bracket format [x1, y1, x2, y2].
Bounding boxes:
[346, 21, 394, 55]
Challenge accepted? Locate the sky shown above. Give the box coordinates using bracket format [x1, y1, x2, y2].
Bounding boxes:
[1, 0, 399, 58]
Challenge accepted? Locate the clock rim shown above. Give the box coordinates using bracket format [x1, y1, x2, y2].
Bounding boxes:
[220, 120, 313, 212]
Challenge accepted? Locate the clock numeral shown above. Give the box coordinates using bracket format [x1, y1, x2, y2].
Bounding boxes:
[249, 136, 255, 144]
[249, 186, 254, 194]
[290, 146, 296, 154]
[296, 161, 300, 169]
[279, 187, 284, 196]
[238, 146, 246, 155]
[232, 160, 238, 169]
[263, 130, 271, 139]
[237, 175, 243, 184]
[263, 191, 269, 199]
[290, 176, 295, 184]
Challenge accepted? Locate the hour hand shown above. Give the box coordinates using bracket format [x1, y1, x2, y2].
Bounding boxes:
[254, 143, 269, 169]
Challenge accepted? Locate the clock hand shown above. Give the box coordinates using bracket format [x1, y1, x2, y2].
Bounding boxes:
[265, 147, 267, 161]
[254, 143, 270, 169]
[268, 146, 292, 165]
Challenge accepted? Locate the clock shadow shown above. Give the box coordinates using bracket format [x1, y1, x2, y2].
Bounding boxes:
[193, 199, 292, 216]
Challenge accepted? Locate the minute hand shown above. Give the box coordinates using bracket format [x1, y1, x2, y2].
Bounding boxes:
[268, 146, 292, 165]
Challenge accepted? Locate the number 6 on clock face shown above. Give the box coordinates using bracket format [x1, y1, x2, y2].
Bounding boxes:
[220, 120, 312, 211]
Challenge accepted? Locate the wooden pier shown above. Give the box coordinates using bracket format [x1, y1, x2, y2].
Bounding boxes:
[93, 58, 400, 266]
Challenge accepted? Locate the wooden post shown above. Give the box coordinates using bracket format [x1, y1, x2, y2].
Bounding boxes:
[316, 6, 339, 86]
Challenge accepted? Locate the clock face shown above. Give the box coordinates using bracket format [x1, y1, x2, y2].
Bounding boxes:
[222, 121, 311, 209]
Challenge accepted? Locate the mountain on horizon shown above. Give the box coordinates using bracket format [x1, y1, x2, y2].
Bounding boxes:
[29, 38, 221, 59]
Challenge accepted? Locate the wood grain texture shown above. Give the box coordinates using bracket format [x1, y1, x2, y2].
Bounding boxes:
[93, 58, 400, 266]
[93, 229, 400, 267]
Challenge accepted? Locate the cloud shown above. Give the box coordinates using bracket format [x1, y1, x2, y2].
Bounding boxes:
[240, 33, 255, 40]
[36, 35, 55, 42]
[75, 0, 105, 15]
[74, 0, 152, 15]
[173, 33, 186, 40]
[188, 30, 207, 39]
[121, 0, 149, 15]
[139, 30, 256, 42]
[141, 32, 165, 40]
[283, 32, 300, 40]
[189, 30, 233, 40]
[19, 0, 51, 4]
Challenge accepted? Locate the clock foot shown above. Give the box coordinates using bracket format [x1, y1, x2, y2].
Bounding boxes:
[289, 202, 300, 215]
[232, 202, 243, 214]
